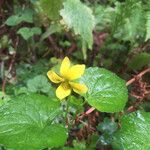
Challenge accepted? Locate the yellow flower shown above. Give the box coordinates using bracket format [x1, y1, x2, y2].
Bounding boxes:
[47, 57, 88, 100]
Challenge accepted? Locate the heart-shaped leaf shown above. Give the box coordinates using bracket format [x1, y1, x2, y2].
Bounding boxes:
[79, 67, 128, 112]
[0, 94, 67, 150]
[27, 75, 55, 98]
[5, 9, 33, 26]
[17, 27, 41, 40]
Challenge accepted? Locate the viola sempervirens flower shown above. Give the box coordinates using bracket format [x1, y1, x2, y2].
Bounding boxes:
[47, 57, 88, 100]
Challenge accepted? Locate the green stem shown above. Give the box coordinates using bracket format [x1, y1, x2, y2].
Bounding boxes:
[65, 97, 70, 128]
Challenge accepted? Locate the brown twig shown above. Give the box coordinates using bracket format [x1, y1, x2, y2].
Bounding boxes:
[66, 43, 77, 55]
[126, 68, 150, 86]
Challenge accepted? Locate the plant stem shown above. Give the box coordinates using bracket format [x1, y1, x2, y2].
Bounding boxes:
[65, 97, 70, 128]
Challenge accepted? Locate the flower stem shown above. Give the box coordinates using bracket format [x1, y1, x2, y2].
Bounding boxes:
[65, 97, 70, 128]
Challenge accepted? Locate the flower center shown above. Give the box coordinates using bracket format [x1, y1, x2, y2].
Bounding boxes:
[62, 81, 71, 90]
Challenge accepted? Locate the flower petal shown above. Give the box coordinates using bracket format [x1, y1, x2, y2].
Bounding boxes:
[47, 70, 64, 83]
[60, 57, 70, 77]
[56, 82, 71, 100]
[65, 65, 85, 80]
[69, 82, 88, 94]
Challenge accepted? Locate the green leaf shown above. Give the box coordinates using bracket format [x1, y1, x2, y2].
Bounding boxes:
[99, 133, 113, 146]
[112, 111, 150, 150]
[68, 96, 84, 114]
[79, 67, 128, 112]
[60, 0, 95, 49]
[41, 23, 62, 41]
[27, 75, 55, 97]
[0, 92, 10, 106]
[63, 140, 86, 150]
[69, 96, 84, 107]
[5, 15, 21, 26]
[17, 27, 41, 40]
[0, 94, 67, 150]
[5, 9, 33, 26]
[39, 0, 63, 20]
[128, 52, 150, 70]
[113, 2, 144, 42]
[94, 5, 114, 31]
[97, 118, 118, 146]
[97, 118, 117, 134]
[14, 87, 29, 96]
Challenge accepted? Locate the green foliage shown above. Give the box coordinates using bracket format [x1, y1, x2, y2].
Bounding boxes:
[5, 9, 34, 26]
[69, 96, 84, 107]
[27, 75, 52, 94]
[39, 0, 63, 20]
[41, 23, 62, 41]
[128, 52, 150, 70]
[1, 0, 150, 149]
[79, 67, 128, 112]
[0, 94, 67, 150]
[146, 11, 150, 41]
[68, 96, 84, 113]
[63, 140, 86, 150]
[94, 5, 114, 31]
[97, 118, 118, 145]
[0, 92, 10, 106]
[0, 35, 10, 49]
[113, 111, 150, 150]
[17, 27, 42, 40]
[97, 118, 117, 134]
[99, 133, 113, 146]
[16, 60, 49, 80]
[112, 1, 144, 42]
[60, 0, 95, 58]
